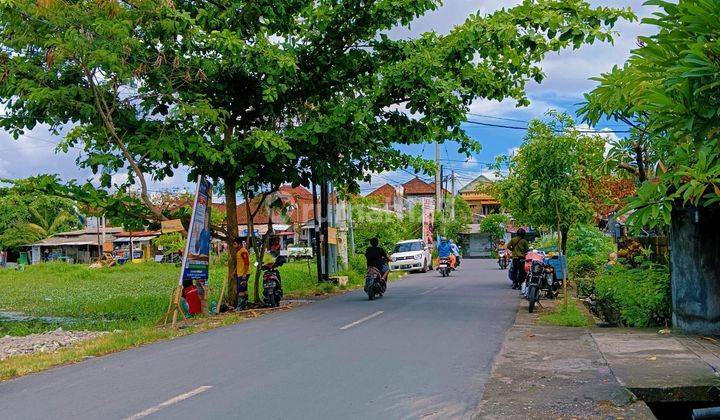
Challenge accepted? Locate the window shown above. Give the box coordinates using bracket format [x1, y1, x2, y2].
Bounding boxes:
[394, 242, 424, 253]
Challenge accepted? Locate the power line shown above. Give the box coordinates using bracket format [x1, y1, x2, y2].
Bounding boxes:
[467, 112, 630, 128]
[462, 119, 631, 134]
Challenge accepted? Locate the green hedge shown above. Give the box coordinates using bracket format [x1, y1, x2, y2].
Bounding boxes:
[594, 265, 671, 327]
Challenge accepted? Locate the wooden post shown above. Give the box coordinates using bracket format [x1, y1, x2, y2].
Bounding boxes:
[161, 284, 187, 329]
[555, 202, 568, 307]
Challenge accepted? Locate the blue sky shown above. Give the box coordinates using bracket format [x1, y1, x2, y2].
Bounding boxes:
[0, 0, 653, 197]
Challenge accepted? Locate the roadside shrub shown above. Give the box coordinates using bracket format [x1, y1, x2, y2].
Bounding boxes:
[566, 224, 615, 260]
[569, 254, 601, 278]
[594, 265, 670, 327]
[569, 254, 603, 298]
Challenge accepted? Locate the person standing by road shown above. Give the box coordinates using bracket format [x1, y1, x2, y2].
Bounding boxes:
[507, 228, 529, 290]
[235, 237, 251, 310]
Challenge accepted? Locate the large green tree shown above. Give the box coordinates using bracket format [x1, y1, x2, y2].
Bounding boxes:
[1, 0, 634, 305]
[580, 0, 720, 333]
[491, 112, 606, 252]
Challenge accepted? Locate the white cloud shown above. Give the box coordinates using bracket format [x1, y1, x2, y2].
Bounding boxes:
[468, 97, 558, 120]
[462, 156, 478, 169]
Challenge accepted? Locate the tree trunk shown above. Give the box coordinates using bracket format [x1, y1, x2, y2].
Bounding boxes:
[560, 227, 569, 255]
[670, 204, 720, 334]
[224, 178, 239, 307]
[252, 218, 273, 303]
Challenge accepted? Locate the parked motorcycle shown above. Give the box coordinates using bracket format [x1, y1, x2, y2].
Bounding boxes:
[522, 251, 561, 312]
[437, 257, 453, 277]
[525, 259, 545, 313]
[262, 256, 286, 307]
[498, 249, 509, 270]
[364, 266, 386, 300]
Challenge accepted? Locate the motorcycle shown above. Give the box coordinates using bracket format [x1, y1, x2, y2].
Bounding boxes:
[364, 266, 386, 300]
[522, 251, 560, 312]
[262, 256, 286, 308]
[437, 257, 452, 277]
[525, 259, 546, 313]
[498, 249, 509, 270]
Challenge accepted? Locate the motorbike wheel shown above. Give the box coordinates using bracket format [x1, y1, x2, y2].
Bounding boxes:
[368, 291, 375, 300]
[268, 293, 276, 308]
[528, 285, 539, 313]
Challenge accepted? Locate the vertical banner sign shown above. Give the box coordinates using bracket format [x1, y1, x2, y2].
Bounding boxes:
[179, 176, 212, 287]
[422, 197, 435, 249]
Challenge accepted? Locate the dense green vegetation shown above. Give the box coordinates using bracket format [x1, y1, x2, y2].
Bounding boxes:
[0, 181, 81, 250]
[594, 265, 671, 328]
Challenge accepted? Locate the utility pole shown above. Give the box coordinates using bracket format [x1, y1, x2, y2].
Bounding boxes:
[337, 197, 349, 267]
[320, 180, 330, 282]
[435, 141, 441, 213]
[347, 201, 355, 255]
[450, 170, 456, 220]
[312, 180, 322, 283]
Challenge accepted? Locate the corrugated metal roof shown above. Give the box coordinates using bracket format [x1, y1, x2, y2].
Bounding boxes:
[30, 229, 119, 247]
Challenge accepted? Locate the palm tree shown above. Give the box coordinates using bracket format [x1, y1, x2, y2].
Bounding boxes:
[25, 207, 74, 238]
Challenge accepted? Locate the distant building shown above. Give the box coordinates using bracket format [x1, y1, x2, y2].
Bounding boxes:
[28, 227, 123, 264]
[212, 185, 318, 248]
[366, 184, 405, 212]
[458, 175, 501, 221]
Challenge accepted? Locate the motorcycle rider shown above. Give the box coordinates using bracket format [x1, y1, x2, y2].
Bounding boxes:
[438, 237, 454, 268]
[450, 240, 461, 268]
[507, 228, 529, 290]
[365, 237, 389, 283]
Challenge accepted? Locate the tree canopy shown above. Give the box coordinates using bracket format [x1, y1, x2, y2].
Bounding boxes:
[491, 112, 606, 252]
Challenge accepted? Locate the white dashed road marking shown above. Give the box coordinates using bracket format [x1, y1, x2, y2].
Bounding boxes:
[124, 385, 212, 420]
[340, 311, 384, 330]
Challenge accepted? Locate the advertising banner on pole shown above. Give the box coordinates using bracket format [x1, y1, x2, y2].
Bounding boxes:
[178, 176, 212, 287]
[422, 197, 435, 249]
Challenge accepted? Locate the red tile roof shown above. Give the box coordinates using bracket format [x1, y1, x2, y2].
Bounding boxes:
[367, 184, 397, 199]
[402, 177, 437, 196]
[236, 185, 316, 225]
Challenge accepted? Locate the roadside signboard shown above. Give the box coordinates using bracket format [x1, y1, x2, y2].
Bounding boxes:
[422, 197, 434, 249]
[178, 176, 212, 286]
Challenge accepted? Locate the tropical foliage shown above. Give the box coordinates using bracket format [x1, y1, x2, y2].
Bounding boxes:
[491, 112, 606, 252]
[478, 213, 509, 243]
[0, 180, 81, 249]
[580, 0, 720, 229]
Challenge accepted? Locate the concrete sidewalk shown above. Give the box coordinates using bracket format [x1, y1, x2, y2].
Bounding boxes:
[475, 297, 720, 419]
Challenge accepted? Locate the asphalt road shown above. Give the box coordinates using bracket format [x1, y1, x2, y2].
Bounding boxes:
[0, 259, 517, 420]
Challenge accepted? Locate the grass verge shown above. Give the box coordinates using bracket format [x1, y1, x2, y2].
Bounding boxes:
[539, 298, 589, 327]
[0, 311, 250, 381]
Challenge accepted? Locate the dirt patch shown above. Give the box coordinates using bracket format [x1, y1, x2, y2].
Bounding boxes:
[0, 328, 107, 361]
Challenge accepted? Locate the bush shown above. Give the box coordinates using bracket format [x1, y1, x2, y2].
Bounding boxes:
[566, 225, 615, 260]
[594, 265, 670, 327]
[569, 254, 601, 278]
[569, 254, 603, 298]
